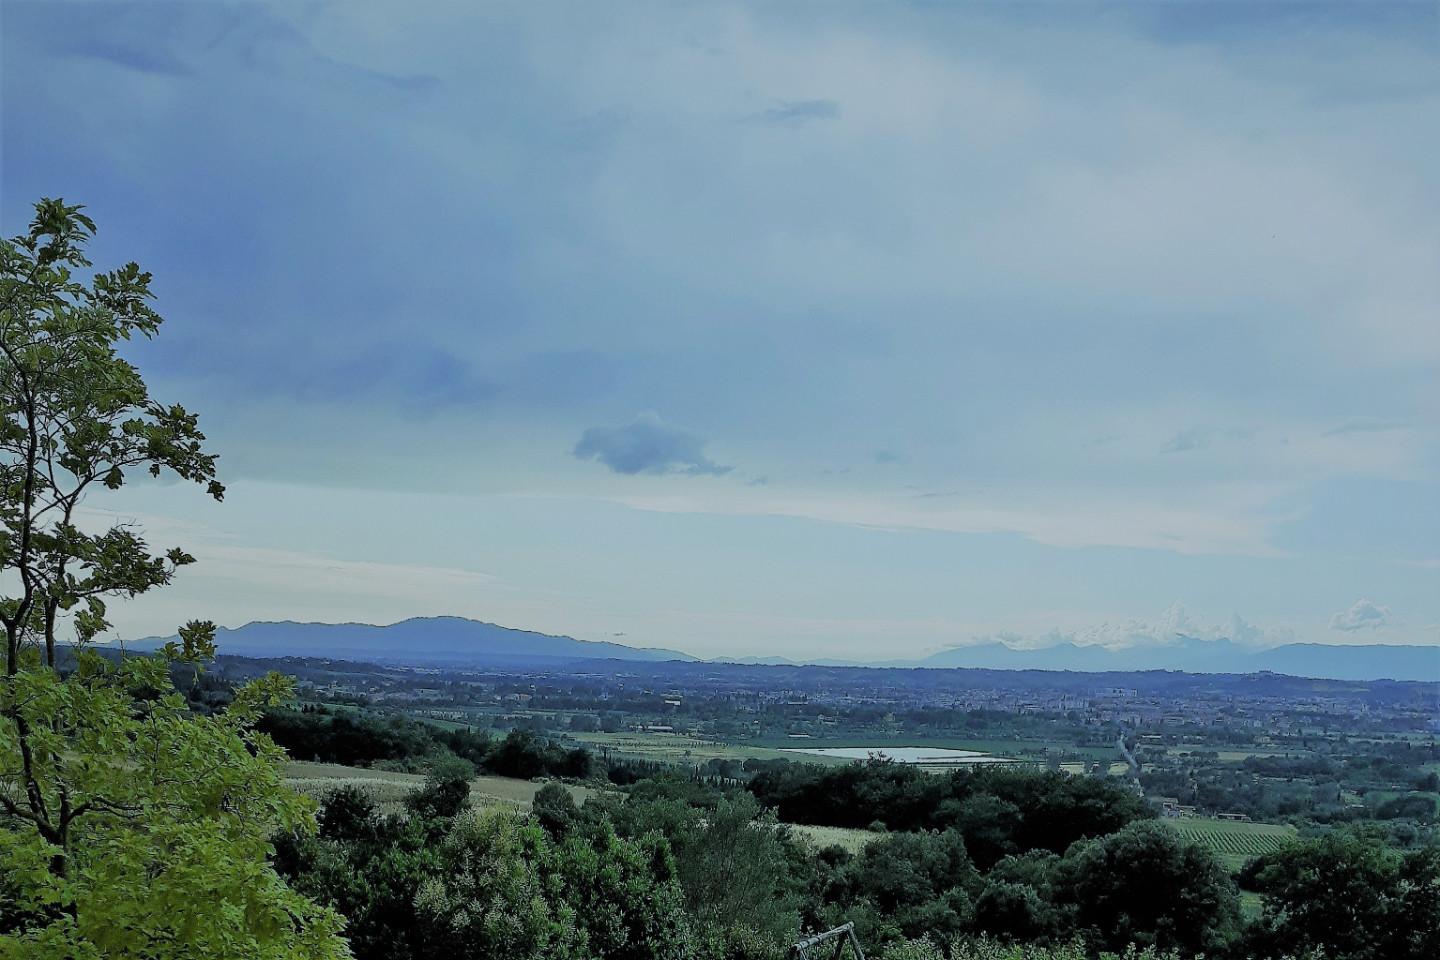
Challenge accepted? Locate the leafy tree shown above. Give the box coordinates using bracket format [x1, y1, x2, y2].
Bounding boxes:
[415, 807, 691, 960]
[0, 200, 346, 959]
[0, 654, 348, 959]
[943, 941, 1166, 960]
[674, 794, 803, 944]
[973, 850, 1069, 943]
[1392, 845, 1440, 960]
[533, 781, 580, 838]
[613, 791, 803, 945]
[317, 784, 380, 842]
[1243, 832, 1440, 960]
[1050, 820, 1239, 957]
[880, 936, 946, 960]
[403, 755, 474, 821]
[882, 938, 1184, 960]
[986, 850, 1060, 897]
[979, 769, 1151, 856]
[278, 805, 441, 960]
[1374, 793, 1436, 822]
[747, 760, 1149, 854]
[0, 198, 222, 673]
[822, 828, 981, 947]
[415, 807, 583, 960]
[973, 880, 1060, 943]
[693, 924, 787, 960]
[555, 819, 693, 960]
[487, 728, 552, 779]
[569, 713, 601, 733]
[938, 793, 1022, 870]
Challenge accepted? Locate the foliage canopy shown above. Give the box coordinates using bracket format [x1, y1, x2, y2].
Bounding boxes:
[0, 199, 347, 959]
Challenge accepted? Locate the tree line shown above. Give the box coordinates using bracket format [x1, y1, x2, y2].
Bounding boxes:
[258, 704, 675, 784]
[277, 761, 1438, 960]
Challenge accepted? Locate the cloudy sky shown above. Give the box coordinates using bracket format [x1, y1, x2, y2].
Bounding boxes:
[3, 1, 1436, 660]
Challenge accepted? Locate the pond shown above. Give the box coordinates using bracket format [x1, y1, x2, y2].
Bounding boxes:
[777, 745, 1020, 765]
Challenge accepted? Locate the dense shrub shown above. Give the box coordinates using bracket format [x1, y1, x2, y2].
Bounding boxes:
[1048, 821, 1240, 956]
[1241, 833, 1440, 960]
[258, 707, 595, 780]
[749, 760, 1151, 857]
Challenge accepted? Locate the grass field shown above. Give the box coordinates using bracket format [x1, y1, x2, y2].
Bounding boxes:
[567, 730, 1118, 770]
[564, 731, 826, 766]
[1163, 816, 1296, 870]
[287, 760, 887, 856]
[790, 824, 878, 854]
[1192, 749, 1294, 762]
[284, 761, 601, 812]
[753, 736, 1111, 763]
[1058, 761, 1132, 776]
[408, 714, 474, 731]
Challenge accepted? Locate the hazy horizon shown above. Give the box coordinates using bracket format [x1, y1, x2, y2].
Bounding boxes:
[4, 1, 1437, 662]
[119, 610, 1439, 662]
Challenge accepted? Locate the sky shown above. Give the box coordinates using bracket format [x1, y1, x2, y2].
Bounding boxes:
[2, 1, 1437, 661]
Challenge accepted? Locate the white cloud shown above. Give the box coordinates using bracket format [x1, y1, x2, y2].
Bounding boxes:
[1330, 599, 1392, 632]
[1031, 604, 1294, 651]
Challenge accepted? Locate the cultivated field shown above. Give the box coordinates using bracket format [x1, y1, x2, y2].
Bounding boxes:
[1163, 816, 1297, 870]
[1058, 761, 1131, 776]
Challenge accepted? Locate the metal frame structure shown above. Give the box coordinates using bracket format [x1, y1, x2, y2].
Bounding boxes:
[789, 922, 867, 960]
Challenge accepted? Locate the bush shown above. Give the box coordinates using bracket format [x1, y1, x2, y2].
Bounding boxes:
[881, 936, 946, 960]
[318, 784, 380, 841]
[533, 782, 580, 837]
[404, 756, 475, 820]
[1243, 833, 1440, 960]
[415, 808, 693, 960]
[1050, 821, 1239, 956]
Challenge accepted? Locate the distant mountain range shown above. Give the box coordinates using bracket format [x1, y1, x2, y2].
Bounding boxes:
[129, 617, 1438, 682]
[722, 638, 1437, 681]
[904, 637, 1439, 682]
[130, 617, 695, 666]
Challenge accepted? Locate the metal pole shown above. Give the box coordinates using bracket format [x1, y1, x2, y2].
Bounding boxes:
[790, 922, 862, 959]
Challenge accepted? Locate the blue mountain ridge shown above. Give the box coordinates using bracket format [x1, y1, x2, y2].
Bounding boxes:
[126, 617, 1439, 682]
[128, 616, 696, 665]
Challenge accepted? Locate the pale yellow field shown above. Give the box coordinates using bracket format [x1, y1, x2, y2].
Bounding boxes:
[1058, 761, 1131, 776]
[790, 823, 879, 854]
[287, 761, 886, 854]
[564, 731, 823, 765]
[284, 761, 601, 812]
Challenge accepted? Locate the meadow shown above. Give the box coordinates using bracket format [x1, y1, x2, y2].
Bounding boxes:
[284, 760, 601, 812]
[287, 759, 882, 854]
[788, 823, 878, 854]
[563, 729, 1114, 770]
[563, 730, 841, 766]
[753, 734, 1113, 761]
